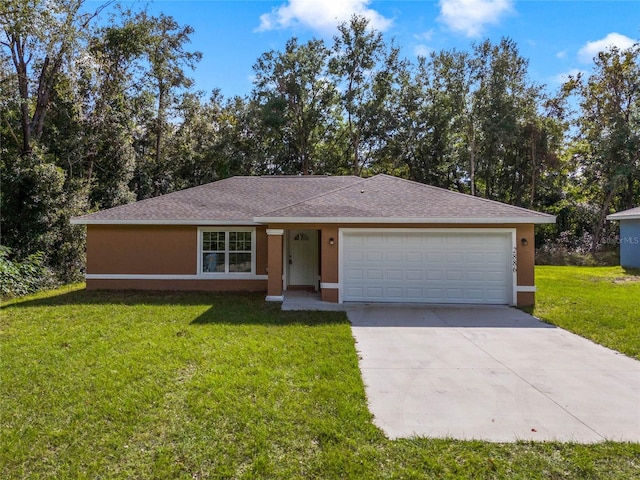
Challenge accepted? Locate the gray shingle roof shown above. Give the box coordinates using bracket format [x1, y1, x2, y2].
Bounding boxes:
[71, 174, 555, 225]
[71, 176, 361, 224]
[607, 207, 640, 220]
[255, 174, 555, 224]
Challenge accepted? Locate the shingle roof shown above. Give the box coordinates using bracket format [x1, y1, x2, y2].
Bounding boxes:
[71, 176, 361, 224]
[607, 207, 640, 221]
[255, 174, 555, 224]
[71, 174, 555, 225]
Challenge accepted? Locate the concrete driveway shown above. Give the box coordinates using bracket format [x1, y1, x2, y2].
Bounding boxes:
[347, 305, 640, 443]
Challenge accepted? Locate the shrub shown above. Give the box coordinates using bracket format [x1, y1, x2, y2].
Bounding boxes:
[0, 246, 57, 298]
[535, 245, 619, 266]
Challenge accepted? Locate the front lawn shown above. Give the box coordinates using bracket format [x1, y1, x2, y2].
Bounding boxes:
[532, 266, 640, 360]
[1, 284, 639, 479]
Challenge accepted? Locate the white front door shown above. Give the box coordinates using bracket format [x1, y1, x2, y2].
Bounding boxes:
[288, 229, 318, 288]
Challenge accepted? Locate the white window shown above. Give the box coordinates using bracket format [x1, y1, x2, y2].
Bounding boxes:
[199, 228, 255, 275]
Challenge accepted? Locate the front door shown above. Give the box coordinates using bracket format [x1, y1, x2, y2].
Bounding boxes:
[288, 229, 318, 289]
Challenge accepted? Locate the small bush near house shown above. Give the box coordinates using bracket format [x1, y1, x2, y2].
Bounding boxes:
[0, 246, 56, 298]
[535, 230, 619, 266]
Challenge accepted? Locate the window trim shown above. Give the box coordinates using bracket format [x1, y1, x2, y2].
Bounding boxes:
[197, 227, 257, 277]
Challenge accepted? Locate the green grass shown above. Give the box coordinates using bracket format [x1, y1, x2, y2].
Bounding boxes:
[532, 266, 640, 360]
[2, 282, 639, 479]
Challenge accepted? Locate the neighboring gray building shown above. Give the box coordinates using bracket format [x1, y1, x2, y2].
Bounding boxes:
[607, 207, 640, 268]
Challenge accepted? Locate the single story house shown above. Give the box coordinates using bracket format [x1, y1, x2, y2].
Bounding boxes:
[607, 207, 640, 268]
[71, 174, 555, 306]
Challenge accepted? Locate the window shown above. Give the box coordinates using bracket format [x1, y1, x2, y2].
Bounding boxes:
[200, 229, 254, 274]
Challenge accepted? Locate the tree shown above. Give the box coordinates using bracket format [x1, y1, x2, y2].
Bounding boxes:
[564, 44, 640, 251]
[383, 50, 469, 189]
[79, 11, 151, 209]
[330, 15, 399, 175]
[132, 12, 201, 198]
[0, 0, 107, 155]
[252, 37, 337, 175]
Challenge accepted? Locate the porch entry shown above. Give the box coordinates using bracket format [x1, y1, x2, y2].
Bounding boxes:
[286, 229, 318, 290]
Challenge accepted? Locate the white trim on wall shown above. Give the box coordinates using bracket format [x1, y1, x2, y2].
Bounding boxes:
[265, 295, 284, 302]
[254, 216, 555, 225]
[86, 273, 268, 280]
[515, 285, 537, 293]
[320, 282, 339, 289]
[511, 230, 518, 306]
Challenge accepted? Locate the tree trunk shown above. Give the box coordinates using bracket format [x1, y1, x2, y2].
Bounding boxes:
[530, 128, 536, 207]
[591, 186, 618, 253]
[469, 123, 476, 196]
[9, 35, 32, 155]
[154, 82, 165, 195]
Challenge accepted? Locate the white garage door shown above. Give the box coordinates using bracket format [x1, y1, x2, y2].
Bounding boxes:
[342, 230, 513, 304]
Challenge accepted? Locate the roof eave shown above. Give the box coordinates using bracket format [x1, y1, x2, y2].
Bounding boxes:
[607, 214, 640, 221]
[70, 218, 259, 226]
[253, 216, 557, 225]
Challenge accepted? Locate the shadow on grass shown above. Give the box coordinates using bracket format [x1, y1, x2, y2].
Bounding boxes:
[2, 288, 254, 308]
[2, 287, 348, 326]
[190, 304, 346, 326]
[622, 267, 640, 276]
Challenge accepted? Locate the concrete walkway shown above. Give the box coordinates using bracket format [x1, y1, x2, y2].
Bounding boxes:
[347, 304, 640, 443]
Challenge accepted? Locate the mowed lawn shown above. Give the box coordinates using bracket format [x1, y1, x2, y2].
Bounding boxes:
[532, 266, 640, 360]
[1, 272, 639, 479]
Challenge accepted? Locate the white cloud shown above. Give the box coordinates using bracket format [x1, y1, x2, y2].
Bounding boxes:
[556, 50, 567, 59]
[578, 32, 636, 63]
[414, 44, 432, 57]
[414, 29, 435, 42]
[438, 0, 514, 37]
[257, 0, 392, 34]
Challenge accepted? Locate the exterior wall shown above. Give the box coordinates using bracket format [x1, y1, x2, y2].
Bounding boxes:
[255, 226, 269, 275]
[86, 222, 539, 304]
[86, 224, 268, 293]
[620, 220, 640, 268]
[266, 230, 284, 298]
[515, 224, 535, 306]
[87, 225, 197, 274]
[268, 222, 538, 307]
[319, 227, 339, 302]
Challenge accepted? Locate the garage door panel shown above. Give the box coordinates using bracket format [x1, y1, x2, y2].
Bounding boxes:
[385, 287, 403, 298]
[366, 287, 384, 298]
[346, 269, 364, 280]
[466, 289, 485, 300]
[447, 252, 464, 263]
[367, 269, 383, 280]
[342, 231, 512, 304]
[466, 270, 484, 281]
[345, 250, 364, 262]
[406, 270, 423, 281]
[406, 288, 424, 298]
[385, 251, 402, 262]
[365, 251, 383, 262]
[427, 270, 443, 280]
[386, 269, 403, 280]
[446, 270, 464, 281]
[406, 252, 422, 262]
[446, 289, 464, 300]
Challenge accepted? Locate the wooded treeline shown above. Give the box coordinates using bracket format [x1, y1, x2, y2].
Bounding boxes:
[1, 0, 639, 286]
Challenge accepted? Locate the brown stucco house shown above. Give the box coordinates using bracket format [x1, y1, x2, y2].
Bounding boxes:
[71, 174, 555, 306]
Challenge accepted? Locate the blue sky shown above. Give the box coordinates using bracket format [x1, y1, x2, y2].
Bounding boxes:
[100, 0, 639, 98]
